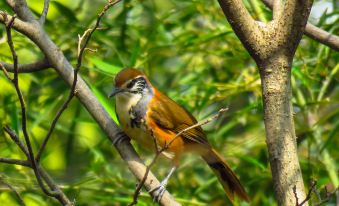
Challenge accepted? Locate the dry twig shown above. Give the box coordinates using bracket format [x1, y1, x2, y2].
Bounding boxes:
[0, 58, 51, 73]
[1, 12, 57, 197]
[0, 12, 72, 205]
[0, 176, 26, 206]
[293, 180, 317, 206]
[39, 0, 50, 25]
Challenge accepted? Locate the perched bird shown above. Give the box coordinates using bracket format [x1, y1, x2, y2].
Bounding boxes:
[109, 68, 249, 203]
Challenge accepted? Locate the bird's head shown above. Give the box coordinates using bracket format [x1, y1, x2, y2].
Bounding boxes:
[109, 68, 153, 100]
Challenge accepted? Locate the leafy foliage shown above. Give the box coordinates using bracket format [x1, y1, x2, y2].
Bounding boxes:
[0, 0, 338, 205]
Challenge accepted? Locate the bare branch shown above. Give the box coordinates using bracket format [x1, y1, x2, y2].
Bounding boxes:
[305, 24, 339, 51]
[262, 0, 339, 51]
[0, 157, 30, 167]
[0, 63, 12, 80]
[39, 0, 50, 25]
[0, 176, 26, 206]
[3, 126, 29, 157]
[5, 0, 35, 22]
[274, 0, 313, 52]
[76, 0, 122, 71]
[314, 186, 339, 206]
[1, 12, 70, 201]
[217, 0, 262, 58]
[293, 180, 317, 206]
[165, 108, 228, 149]
[1, 125, 73, 205]
[0, 11, 36, 37]
[129, 130, 161, 206]
[272, 0, 282, 20]
[0, 58, 51, 73]
[35, 92, 74, 162]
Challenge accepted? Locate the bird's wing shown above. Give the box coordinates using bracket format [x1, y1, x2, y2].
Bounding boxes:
[149, 89, 209, 146]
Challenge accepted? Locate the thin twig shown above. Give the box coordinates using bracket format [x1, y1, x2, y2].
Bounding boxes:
[162, 108, 228, 151]
[39, 0, 50, 25]
[293, 185, 299, 206]
[0, 58, 51, 73]
[3, 126, 29, 157]
[314, 186, 339, 206]
[35, 92, 75, 162]
[1, 126, 72, 205]
[2, 12, 58, 197]
[0, 157, 30, 167]
[129, 108, 228, 205]
[0, 176, 26, 206]
[0, 63, 12, 80]
[129, 130, 161, 206]
[293, 180, 317, 206]
[36, 0, 122, 163]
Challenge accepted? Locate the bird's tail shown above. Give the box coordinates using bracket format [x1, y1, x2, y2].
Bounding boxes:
[202, 149, 250, 203]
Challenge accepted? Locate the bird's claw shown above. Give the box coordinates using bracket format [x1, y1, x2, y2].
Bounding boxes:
[112, 131, 129, 146]
[149, 180, 168, 202]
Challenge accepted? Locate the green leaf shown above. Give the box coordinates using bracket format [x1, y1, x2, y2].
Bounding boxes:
[51, 1, 78, 22]
[90, 57, 122, 75]
[90, 84, 119, 124]
[240, 156, 266, 171]
[129, 40, 141, 67]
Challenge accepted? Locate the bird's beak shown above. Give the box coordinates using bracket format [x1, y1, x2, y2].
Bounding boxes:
[109, 88, 125, 98]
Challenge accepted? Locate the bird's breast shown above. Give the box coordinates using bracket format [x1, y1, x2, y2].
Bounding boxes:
[115, 93, 156, 150]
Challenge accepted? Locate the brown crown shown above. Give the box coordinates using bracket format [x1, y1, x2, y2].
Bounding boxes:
[114, 68, 146, 88]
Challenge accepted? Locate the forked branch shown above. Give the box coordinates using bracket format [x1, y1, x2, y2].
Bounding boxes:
[0, 12, 72, 205]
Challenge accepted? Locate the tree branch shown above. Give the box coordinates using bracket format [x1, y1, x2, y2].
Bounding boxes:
[5, 0, 35, 22]
[303, 23, 339, 51]
[1, 125, 73, 205]
[275, 0, 313, 53]
[293, 180, 317, 206]
[2, 13, 56, 198]
[0, 176, 26, 206]
[262, 0, 339, 51]
[217, 0, 312, 205]
[3, 125, 29, 157]
[39, 0, 50, 25]
[1, 11, 73, 205]
[1, 1, 180, 205]
[0, 11, 35, 37]
[0, 157, 30, 167]
[217, 0, 262, 59]
[272, 0, 282, 20]
[0, 58, 51, 73]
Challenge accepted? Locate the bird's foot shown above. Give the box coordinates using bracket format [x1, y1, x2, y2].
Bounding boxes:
[149, 179, 168, 203]
[112, 131, 130, 146]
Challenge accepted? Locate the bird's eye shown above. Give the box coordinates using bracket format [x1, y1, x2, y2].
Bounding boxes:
[126, 79, 135, 89]
[126, 77, 146, 89]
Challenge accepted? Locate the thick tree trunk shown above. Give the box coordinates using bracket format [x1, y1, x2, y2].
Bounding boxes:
[259, 55, 306, 205]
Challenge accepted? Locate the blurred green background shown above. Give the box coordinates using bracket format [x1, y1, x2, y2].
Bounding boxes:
[0, 0, 338, 205]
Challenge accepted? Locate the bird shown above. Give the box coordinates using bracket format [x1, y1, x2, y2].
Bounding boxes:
[109, 68, 249, 203]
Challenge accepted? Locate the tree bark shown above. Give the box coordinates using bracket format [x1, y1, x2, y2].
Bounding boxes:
[259, 55, 306, 205]
[218, 0, 313, 205]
